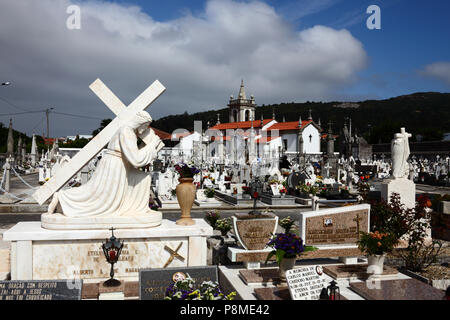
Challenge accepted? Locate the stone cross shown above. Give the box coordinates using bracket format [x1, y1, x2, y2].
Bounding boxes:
[353, 213, 362, 237]
[32, 78, 166, 205]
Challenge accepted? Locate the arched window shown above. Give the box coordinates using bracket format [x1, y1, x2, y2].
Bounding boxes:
[245, 110, 250, 121]
[234, 109, 238, 122]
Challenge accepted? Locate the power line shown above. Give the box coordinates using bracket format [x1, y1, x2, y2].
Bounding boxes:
[0, 110, 46, 116]
[52, 111, 103, 120]
[0, 96, 31, 112]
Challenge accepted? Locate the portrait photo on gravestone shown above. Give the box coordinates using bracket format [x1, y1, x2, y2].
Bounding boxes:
[0, 0, 448, 308]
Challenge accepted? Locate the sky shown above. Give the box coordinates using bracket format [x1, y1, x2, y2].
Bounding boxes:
[0, 0, 449, 137]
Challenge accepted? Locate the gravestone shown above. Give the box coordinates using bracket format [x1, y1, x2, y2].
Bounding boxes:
[139, 266, 218, 300]
[0, 280, 82, 300]
[299, 204, 370, 248]
[228, 212, 278, 269]
[232, 212, 278, 250]
[286, 265, 327, 300]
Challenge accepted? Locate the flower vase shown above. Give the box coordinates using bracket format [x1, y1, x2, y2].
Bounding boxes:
[176, 178, 196, 226]
[367, 254, 386, 275]
[278, 257, 296, 282]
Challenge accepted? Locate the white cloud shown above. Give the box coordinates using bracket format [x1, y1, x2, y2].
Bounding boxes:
[0, 0, 367, 136]
[420, 62, 450, 86]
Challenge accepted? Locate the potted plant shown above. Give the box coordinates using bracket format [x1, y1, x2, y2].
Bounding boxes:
[279, 216, 296, 233]
[265, 233, 316, 282]
[174, 163, 200, 225]
[204, 188, 215, 201]
[215, 218, 232, 237]
[357, 231, 398, 275]
[165, 274, 236, 300]
[205, 210, 220, 229]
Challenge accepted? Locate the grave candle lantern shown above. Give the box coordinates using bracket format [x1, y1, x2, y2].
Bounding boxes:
[327, 280, 340, 300]
[102, 227, 124, 287]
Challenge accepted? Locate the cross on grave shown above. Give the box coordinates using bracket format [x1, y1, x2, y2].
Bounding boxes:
[163, 242, 185, 268]
[32, 78, 166, 205]
[353, 213, 362, 238]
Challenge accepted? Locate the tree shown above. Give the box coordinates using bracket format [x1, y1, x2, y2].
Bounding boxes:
[92, 119, 112, 136]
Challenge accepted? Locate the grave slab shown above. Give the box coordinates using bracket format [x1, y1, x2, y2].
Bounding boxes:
[323, 264, 399, 280]
[349, 278, 445, 300]
[260, 194, 296, 206]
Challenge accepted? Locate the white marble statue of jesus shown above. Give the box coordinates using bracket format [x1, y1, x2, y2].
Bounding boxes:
[47, 111, 161, 220]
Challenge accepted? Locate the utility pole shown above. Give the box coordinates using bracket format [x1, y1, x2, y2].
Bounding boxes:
[46, 108, 54, 139]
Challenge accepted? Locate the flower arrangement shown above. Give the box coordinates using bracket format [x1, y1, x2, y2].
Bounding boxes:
[174, 163, 200, 179]
[242, 186, 251, 194]
[265, 233, 316, 265]
[279, 216, 296, 233]
[356, 231, 398, 256]
[204, 188, 215, 198]
[297, 183, 319, 196]
[269, 179, 279, 185]
[164, 274, 236, 300]
[215, 218, 232, 236]
[205, 210, 220, 228]
[279, 186, 287, 194]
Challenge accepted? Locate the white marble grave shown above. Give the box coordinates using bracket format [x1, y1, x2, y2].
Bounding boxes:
[3, 219, 212, 282]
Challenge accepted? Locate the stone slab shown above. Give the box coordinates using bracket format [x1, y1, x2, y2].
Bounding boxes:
[81, 281, 139, 299]
[254, 286, 291, 300]
[0, 280, 82, 300]
[194, 199, 224, 208]
[41, 212, 163, 230]
[228, 247, 274, 263]
[228, 246, 363, 262]
[139, 266, 218, 300]
[323, 264, 399, 280]
[3, 219, 212, 241]
[349, 278, 445, 300]
[98, 291, 124, 300]
[260, 194, 296, 206]
[239, 268, 280, 285]
[254, 286, 347, 300]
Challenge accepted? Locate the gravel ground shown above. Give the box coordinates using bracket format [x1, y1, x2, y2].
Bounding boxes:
[386, 244, 450, 280]
[418, 265, 450, 280]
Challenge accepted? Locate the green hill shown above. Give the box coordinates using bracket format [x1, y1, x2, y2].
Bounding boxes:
[150, 92, 450, 144]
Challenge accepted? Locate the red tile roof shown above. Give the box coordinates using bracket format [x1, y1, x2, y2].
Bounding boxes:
[150, 127, 171, 140]
[210, 119, 273, 130]
[256, 136, 280, 143]
[266, 120, 312, 131]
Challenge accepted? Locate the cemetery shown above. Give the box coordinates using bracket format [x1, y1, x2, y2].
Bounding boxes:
[0, 1, 449, 308]
[0, 77, 448, 303]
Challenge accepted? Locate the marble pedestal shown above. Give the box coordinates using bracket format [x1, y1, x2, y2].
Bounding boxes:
[41, 211, 162, 230]
[380, 178, 415, 209]
[3, 219, 212, 282]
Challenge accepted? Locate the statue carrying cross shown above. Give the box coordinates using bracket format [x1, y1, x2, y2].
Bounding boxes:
[38, 78, 166, 230]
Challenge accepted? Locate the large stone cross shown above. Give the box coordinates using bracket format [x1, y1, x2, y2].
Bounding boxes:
[32, 78, 166, 205]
